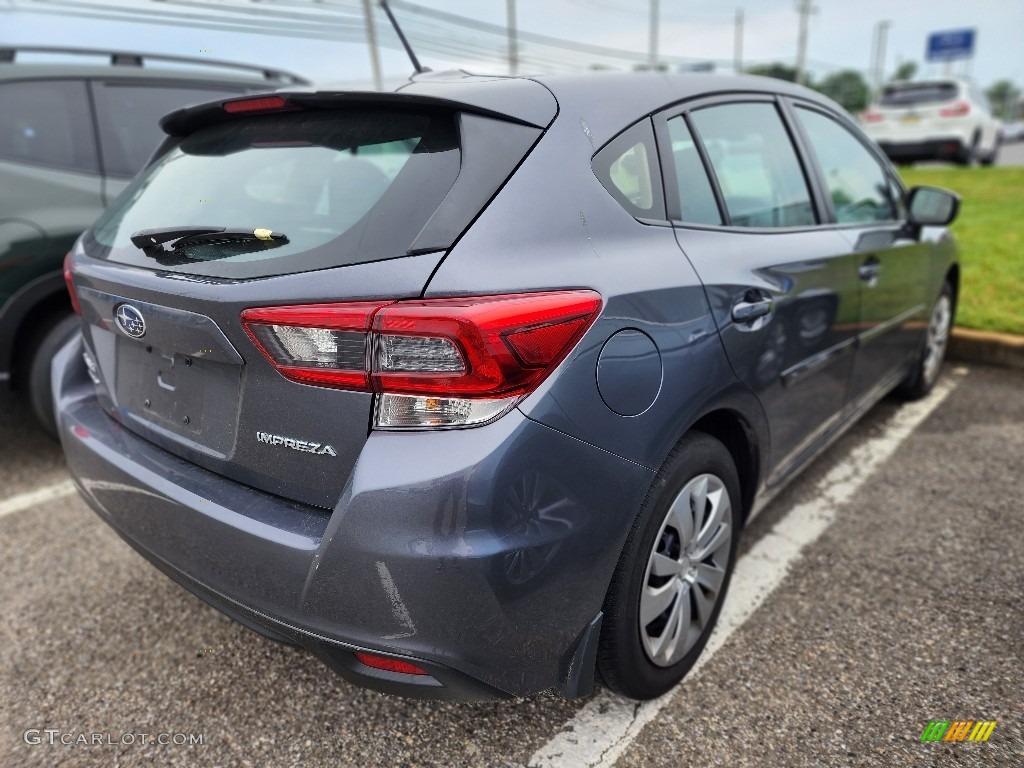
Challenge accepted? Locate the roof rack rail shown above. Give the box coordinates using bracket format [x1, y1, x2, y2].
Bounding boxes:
[0, 45, 310, 85]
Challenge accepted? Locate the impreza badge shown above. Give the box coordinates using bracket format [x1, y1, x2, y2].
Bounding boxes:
[256, 431, 337, 457]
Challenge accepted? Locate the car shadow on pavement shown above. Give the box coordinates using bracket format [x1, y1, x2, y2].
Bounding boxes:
[1, 489, 588, 768]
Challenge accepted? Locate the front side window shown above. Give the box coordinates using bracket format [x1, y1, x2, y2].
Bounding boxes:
[593, 120, 665, 220]
[689, 102, 815, 228]
[0, 80, 98, 173]
[795, 107, 897, 224]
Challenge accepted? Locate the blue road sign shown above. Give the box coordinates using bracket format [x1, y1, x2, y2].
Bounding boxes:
[926, 29, 975, 62]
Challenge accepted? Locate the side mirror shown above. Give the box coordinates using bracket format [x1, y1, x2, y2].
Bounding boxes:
[907, 186, 960, 227]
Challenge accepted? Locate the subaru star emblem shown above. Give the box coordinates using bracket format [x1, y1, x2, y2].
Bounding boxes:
[115, 304, 146, 339]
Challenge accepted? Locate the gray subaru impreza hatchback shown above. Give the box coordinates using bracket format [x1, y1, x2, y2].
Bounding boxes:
[56, 70, 959, 701]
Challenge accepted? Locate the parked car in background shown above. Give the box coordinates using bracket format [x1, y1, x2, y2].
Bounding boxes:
[862, 78, 1001, 165]
[0, 46, 307, 436]
[1000, 120, 1024, 143]
[57, 71, 959, 701]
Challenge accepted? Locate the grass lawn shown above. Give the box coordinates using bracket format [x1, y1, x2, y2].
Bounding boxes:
[899, 166, 1024, 336]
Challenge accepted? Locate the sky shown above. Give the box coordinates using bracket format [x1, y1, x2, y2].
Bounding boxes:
[1, 0, 1022, 90]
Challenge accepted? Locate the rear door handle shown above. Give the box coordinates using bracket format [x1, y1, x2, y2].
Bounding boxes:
[732, 298, 773, 323]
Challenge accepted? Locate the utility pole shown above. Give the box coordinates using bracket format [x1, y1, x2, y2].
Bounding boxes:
[794, 0, 817, 86]
[734, 7, 744, 74]
[871, 20, 891, 96]
[648, 0, 660, 71]
[361, 0, 383, 90]
[506, 0, 518, 75]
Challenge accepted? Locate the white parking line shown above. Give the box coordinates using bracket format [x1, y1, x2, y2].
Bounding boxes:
[530, 373, 964, 768]
[0, 481, 77, 519]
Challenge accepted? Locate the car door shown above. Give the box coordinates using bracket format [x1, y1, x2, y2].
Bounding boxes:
[0, 79, 103, 303]
[787, 101, 930, 410]
[656, 96, 862, 483]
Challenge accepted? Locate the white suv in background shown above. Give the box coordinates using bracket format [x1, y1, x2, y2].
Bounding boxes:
[862, 78, 1001, 166]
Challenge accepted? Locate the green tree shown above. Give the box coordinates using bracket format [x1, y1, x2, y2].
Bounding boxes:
[813, 69, 871, 113]
[746, 62, 801, 84]
[890, 60, 917, 82]
[986, 80, 1021, 120]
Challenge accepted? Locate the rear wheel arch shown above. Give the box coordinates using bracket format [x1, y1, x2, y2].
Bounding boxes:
[0, 270, 69, 378]
[688, 409, 760, 524]
[945, 263, 960, 313]
[10, 282, 74, 388]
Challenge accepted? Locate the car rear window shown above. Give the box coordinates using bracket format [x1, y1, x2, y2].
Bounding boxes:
[879, 82, 958, 107]
[85, 108, 462, 278]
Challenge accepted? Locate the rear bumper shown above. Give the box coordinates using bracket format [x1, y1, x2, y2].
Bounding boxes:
[875, 137, 968, 162]
[54, 335, 652, 699]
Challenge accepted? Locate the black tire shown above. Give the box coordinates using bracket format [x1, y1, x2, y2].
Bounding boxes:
[979, 140, 1000, 167]
[898, 282, 953, 401]
[950, 134, 974, 165]
[598, 431, 741, 700]
[23, 313, 81, 439]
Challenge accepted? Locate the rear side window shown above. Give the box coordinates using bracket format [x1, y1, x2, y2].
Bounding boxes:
[91, 82, 248, 177]
[666, 117, 721, 225]
[593, 120, 666, 220]
[795, 107, 897, 224]
[689, 102, 815, 228]
[86, 109, 462, 278]
[879, 82, 958, 107]
[0, 80, 98, 173]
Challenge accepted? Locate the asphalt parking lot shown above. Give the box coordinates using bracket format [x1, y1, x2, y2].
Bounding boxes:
[1, 363, 1022, 768]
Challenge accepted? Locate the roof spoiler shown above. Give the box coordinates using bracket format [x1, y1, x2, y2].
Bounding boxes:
[160, 84, 558, 137]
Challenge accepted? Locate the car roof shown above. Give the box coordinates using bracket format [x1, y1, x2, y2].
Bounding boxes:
[403, 70, 846, 145]
[0, 46, 307, 87]
[0, 62, 279, 86]
[159, 69, 848, 146]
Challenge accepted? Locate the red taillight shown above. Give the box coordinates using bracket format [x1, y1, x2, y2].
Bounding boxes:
[354, 652, 427, 676]
[63, 251, 81, 315]
[241, 301, 389, 390]
[372, 292, 602, 397]
[241, 291, 603, 428]
[223, 95, 295, 114]
[863, 109, 884, 123]
[940, 101, 970, 118]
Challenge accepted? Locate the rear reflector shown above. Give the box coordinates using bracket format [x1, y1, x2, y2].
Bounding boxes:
[63, 251, 81, 315]
[223, 95, 295, 114]
[862, 109, 884, 123]
[241, 291, 602, 429]
[354, 652, 427, 676]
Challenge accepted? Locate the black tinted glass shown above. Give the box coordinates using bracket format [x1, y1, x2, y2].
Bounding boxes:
[690, 103, 815, 228]
[0, 80, 98, 172]
[86, 109, 461, 278]
[879, 83, 958, 107]
[593, 120, 666, 220]
[666, 117, 721, 225]
[92, 82, 247, 177]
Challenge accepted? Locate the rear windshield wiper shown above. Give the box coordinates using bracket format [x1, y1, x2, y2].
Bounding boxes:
[130, 226, 288, 257]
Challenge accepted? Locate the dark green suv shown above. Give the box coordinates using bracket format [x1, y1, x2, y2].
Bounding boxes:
[0, 46, 306, 435]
